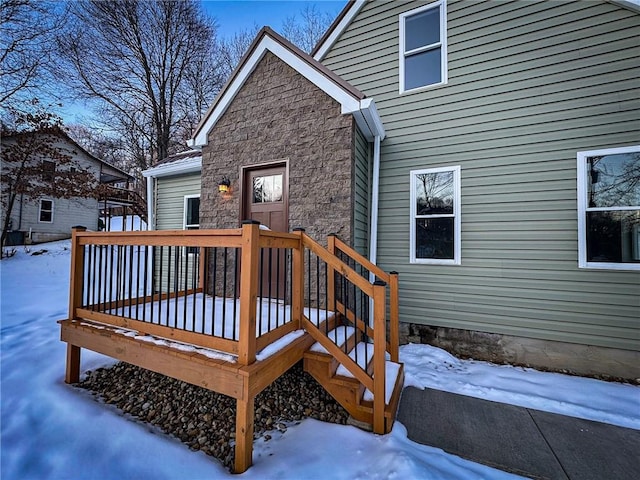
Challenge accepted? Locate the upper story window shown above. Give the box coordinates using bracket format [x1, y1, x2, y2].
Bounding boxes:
[41, 160, 55, 181]
[577, 146, 640, 270]
[399, 0, 448, 94]
[410, 166, 461, 264]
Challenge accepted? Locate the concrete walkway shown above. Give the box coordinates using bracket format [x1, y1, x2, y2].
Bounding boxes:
[397, 386, 640, 480]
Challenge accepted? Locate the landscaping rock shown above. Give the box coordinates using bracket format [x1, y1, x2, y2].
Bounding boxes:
[77, 361, 348, 471]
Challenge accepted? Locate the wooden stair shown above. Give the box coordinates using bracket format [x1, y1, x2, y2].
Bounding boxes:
[303, 326, 404, 433]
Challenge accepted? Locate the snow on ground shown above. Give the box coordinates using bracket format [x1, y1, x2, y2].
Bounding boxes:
[1, 238, 638, 480]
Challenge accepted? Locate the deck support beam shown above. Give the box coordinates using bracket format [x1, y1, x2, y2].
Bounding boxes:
[234, 396, 255, 473]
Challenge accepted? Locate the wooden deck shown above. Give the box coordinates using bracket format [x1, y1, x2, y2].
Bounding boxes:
[60, 222, 401, 472]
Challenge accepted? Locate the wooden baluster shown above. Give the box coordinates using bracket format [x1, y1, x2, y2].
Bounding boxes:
[292, 228, 305, 330]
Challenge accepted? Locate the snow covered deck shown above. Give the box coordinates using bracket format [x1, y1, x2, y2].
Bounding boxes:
[60, 222, 400, 473]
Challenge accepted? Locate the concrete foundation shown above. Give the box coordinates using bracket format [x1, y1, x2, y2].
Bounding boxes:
[399, 322, 640, 383]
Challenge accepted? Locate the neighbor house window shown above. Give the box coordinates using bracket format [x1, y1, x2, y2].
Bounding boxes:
[42, 160, 55, 181]
[184, 195, 200, 254]
[39, 199, 54, 223]
[577, 146, 640, 270]
[399, 0, 447, 93]
[410, 166, 460, 264]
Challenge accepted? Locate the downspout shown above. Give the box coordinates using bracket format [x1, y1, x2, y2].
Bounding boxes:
[146, 175, 155, 231]
[368, 134, 381, 283]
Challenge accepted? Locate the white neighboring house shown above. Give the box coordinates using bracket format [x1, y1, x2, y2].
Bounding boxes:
[142, 150, 202, 232]
[1, 130, 132, 245]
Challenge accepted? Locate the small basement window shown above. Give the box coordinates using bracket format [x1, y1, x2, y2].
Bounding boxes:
[410, 166, 461, 264]
[577, 146, 640, 270]
[39, 199, 54, 223]
[399, 0, 447, 93]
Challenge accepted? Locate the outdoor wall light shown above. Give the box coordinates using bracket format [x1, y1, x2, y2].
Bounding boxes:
[218, 177, 231, 193]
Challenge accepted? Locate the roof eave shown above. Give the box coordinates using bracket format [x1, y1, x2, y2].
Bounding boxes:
[142, 157, 202, 178]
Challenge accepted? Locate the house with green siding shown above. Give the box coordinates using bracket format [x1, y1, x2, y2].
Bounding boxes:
[313, 0, 639, 379]
[157, 0, 639, 379]
[142, 150, 202, 292]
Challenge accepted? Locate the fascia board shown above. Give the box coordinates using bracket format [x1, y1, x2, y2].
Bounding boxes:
[313, 0, 367, 61]
[142, 158, 202, 178]
[192, 36, 362, 147]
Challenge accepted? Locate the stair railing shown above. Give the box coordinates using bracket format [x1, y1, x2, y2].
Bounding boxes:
[294, 229, 394, 433]
[328, 235, 399, 362]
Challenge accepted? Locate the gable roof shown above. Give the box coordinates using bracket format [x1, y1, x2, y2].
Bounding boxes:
[3, 127, 132, 182]
[189, 26, 384, 147]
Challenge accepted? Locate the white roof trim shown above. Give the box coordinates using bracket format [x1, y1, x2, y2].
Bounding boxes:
[142, 156, 202, 178]
[313, 0, 367, 61]
[608, 0, 640, 12]
[191, 34, 374, 147]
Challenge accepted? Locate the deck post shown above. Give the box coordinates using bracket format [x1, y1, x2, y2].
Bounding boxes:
[68, 226, 87, 320]
[66, 226, 86, 384]
[292, 228, 305, 327]
[372, 280, 387, 434]
[327, 234, 336, 313]
[238, 221, 260, 365]
[389, 271, 399, 363]
[65, 344, 81, 384]
[234, 395, 255, 473]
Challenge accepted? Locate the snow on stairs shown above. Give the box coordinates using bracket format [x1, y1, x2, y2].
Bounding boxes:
[303, 327, 404, 434]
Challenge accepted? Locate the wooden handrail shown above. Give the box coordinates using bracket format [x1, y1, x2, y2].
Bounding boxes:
[330, 234, 400, 363]
[333, 236, 389, 282]
[301, 233, 374, 296]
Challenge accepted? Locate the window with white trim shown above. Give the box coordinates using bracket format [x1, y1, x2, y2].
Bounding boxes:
[39, 199, 54, 223]
[577, 146, 640, 270]
[399, 0, 447, 93]
[184, 195, 200, 254]
[410, 166, 460, 264]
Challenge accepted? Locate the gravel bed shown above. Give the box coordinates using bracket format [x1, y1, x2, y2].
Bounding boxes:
[77, 361, 348, 471]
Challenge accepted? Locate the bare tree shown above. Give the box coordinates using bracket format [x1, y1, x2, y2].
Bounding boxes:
[281, 5, 335, 53]
[217, 25, 260, 79]
[0, 0, 61, 105]
[0, 103, 99, 252]
[55, 0, 221, 167]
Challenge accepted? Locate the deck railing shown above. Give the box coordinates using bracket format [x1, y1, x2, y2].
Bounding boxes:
[69, 222, 398, 430]
[70, 222, 302, 365]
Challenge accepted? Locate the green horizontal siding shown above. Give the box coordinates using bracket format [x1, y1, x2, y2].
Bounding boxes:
[322, 0, 640, 351]
[155, 173, 201, 292]
[353, 126, 370, 256]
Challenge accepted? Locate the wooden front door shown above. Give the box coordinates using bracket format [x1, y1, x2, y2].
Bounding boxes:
[242, 164, 288, 299]
[243, 164, 288, 231]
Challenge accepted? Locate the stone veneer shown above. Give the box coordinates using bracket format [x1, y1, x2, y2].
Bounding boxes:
[200, 51, 356, 242]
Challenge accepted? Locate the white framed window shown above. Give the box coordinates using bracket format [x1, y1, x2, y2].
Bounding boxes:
[184, 195, 200, 255]
[577, 146, 640, 270]
[410, 166, 461, 264]
[39, 199, 54, 223]
[399, 0, 448, 94]
[183, 195, 200, 230]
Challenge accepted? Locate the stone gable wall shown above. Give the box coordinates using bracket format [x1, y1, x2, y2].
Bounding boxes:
[200, 51, 355, 243]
